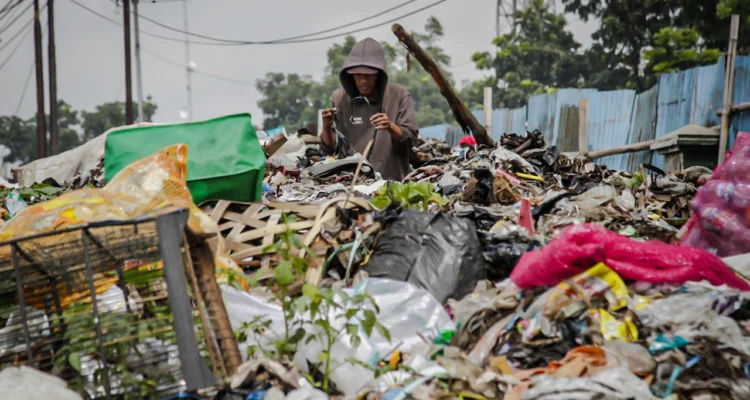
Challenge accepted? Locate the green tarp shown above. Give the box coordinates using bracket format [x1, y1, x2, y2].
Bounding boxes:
[104, 113, 265, 204]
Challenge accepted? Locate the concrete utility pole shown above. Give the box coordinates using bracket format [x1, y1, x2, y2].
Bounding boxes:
[123, 0, 134, 124]
[183, 0, 193, 120]
[33, 0, 47, 159]
[48, 0, 58, 155]
[133, 0, 145, 122]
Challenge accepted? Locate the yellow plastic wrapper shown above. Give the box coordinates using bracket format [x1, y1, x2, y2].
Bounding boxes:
[591, 309, 639, 341]
[0, 144, 246, 308]
[543, 263, 630, 316]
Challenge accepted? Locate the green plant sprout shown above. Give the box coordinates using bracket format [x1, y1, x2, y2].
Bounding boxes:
[371, 181, 447, 211]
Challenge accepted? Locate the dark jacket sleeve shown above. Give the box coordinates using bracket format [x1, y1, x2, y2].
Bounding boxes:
[393, 93, 419, 150]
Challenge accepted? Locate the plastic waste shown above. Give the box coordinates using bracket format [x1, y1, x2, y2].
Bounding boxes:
[519, 367, 653, 400]
[364, 209, 488, 303]
[223, 279, 453, 398]
[682, 131, 750, 256]
[5, 190, 27, 218]
[284, 387, 328, 400]
[0, 366, 83, 400]
[603, 341, 655, 375]
[649, 333, 689, 354]
[511, 223, 750, 291]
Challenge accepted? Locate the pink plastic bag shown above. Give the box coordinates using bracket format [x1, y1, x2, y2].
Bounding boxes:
[681, 132, 750, 257]
[511, 223, 750, 291]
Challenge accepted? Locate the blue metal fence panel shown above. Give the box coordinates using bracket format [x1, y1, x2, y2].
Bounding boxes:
[730, 56, 750, 149]
[552, 88, 598, 146]
[625, 85, 659, 171]
[510, 106, 526, 134]
[587, 90, 636, 170]
[692, 57, 725, 127]
[491, 108, 509, 139]
[653, 68, 698, 169]
[527, 93, 557, 143]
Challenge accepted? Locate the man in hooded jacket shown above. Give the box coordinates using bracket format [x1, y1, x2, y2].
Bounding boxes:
[320, 37, 418, 181]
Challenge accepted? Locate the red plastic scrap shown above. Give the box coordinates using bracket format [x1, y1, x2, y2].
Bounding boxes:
[510, 223, 750, 291]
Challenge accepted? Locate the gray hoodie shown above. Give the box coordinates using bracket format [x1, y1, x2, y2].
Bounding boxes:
[320, 38, 418, 181]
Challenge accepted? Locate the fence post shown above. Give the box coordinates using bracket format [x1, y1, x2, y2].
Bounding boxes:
[484, 87, 493, 134]
[719, 14, 740, 163]
[578, 98, 588, 156]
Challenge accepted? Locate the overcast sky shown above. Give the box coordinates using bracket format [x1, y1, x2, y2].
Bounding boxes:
[0, 0, 597, 128]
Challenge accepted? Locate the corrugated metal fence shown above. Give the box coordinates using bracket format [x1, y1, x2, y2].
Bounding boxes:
[439, 55, 750, 171]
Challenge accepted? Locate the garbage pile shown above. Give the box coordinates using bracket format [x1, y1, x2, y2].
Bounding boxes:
[217, 129, 748, 399]
[3, 122, 748, 400]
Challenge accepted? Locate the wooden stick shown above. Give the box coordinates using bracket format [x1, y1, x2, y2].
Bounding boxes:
[586, 139, 656, 159]
[578, 98, 588, 156]
[719, 15, 740, 164]
[392, 23, 494, 147]
[717, 101, 750, 116]
[344, 139, 374, 208]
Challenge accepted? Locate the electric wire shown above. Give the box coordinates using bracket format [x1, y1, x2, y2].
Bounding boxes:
[133, 0, 449, 45]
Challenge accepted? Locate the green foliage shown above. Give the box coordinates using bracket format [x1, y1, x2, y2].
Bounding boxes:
[256, 18, 455, 132]
[644, 27, 722, 74]
[464, 0, 586, 109]
[81, 99, 157, 142]
[0, 183, 65, 202]
[0, 99, 157, 165]
[295, 284, 389, 392]
[235, 213, 391, 394]
[561, 0, 749, 90]
[371, 181, 447, 211]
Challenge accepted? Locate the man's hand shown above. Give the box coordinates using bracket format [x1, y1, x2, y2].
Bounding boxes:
[321, 108, 337, 147]
[370, 113, 392, 131]
[322, 108, 337, 131]
[371, 113, 403, 141]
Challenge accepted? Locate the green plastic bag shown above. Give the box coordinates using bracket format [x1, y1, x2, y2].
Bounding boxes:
[104, 113, 265, 204]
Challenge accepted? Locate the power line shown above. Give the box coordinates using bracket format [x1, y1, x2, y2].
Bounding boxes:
[15, 59, 34, 114]
[0, 21, 29, 70]
[68, 0, 241, 45]
[135, 0, 448, 45]
[0, 17, 30, 52]
[0, 0, 23, 22]
[140, 46, 253, 86]
[0, 0, 31, 35]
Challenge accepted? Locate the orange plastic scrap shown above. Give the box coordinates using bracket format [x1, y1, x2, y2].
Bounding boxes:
[505, 346, 608, 400]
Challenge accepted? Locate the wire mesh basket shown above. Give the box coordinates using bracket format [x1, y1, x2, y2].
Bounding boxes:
[0, 209, 241, 399]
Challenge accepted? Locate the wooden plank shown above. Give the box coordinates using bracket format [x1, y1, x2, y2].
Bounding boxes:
[719, 15, 740, 163]
[226, 203, 265, 239]
[210, 200, 231, 222]
[233, 220, 315, 244]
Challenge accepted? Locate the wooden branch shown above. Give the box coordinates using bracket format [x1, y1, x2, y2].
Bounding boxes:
[392, 23, 494, 147]
[716, 101, 750, 116]
[564, 139, 656, 159]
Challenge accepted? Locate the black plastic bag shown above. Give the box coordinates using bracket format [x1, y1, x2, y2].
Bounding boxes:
[364, 209, 487, 303]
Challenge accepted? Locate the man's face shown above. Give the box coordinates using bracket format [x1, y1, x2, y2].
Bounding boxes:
[353, 73, 378, 97]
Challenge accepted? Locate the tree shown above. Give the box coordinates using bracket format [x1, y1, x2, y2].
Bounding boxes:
[464, 0, 586, 109]
[561, 0, 748, 90]
[0, 116, 36, 165]
[644, 27, 722, 74]
[256, 17, 456, 132]
[0, 99, 158, 165]
[80, 99, 157, 142]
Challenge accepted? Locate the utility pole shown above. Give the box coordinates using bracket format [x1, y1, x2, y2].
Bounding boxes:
[123, 0, 134, 124]
[133, 0, 145, 122]
[183, 0, 193, 120]
[48, 0, 58, 155]
[33, 0, 47, 159]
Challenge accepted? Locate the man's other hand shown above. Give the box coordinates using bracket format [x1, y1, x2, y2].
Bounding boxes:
[370, 113, 392, 131]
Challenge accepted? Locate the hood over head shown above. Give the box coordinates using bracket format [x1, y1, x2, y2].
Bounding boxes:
[339, 38, 389, 99]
